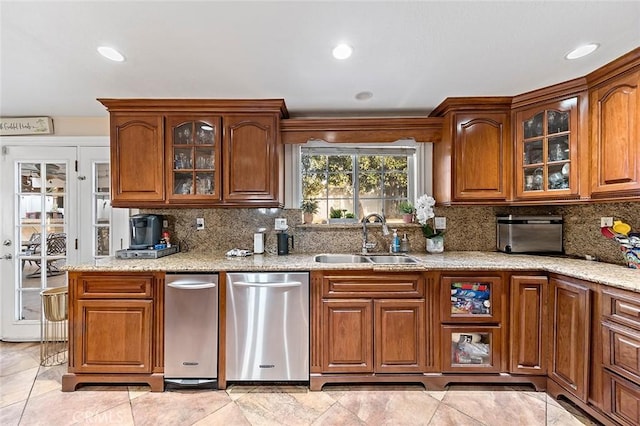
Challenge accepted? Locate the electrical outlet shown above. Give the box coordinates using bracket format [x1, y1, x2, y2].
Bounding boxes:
[163, 220, 169, 228]
[434, 217, 447, 229]
[601, 217, 613, 228]
[275, 218, 288, 230]
[196, 217, 205, 230]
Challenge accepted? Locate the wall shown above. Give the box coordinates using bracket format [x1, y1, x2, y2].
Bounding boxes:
[51, 116, 109, 136]
[144, 200, 640, 266]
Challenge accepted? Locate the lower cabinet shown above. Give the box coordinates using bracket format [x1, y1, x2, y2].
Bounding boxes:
[602, 371, 640, 426]
[62, 271, 165, 392]
[322, 299, 425, 373]
[311, 271, 428, 390]
[548, 275, 591, 402]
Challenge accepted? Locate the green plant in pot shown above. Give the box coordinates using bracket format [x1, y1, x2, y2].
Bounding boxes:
[301, 199, 319, 224]
[398, 200, 414, 223]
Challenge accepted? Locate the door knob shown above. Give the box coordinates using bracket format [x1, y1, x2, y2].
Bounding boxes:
[3, 239, 11, 246]
[3, 254, 13, 260]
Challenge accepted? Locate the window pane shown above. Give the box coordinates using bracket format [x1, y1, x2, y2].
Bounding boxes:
[384, 172, 408, 198]
[384, 156, 408, 172]
[358, 155, 383, 171]
[328, 155, 352, 172]
[302, 173, 326, 199]
[302, 155, 327, 172]
[360, 199, 382, 217]
[328, 173, 353, 197]
[359, 173, 382, 197]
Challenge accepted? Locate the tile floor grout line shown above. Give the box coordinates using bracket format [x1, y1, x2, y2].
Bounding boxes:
[17, 362, 42, 425]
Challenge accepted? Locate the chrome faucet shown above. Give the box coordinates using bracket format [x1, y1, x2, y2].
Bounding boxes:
[361, 213, 390, 254]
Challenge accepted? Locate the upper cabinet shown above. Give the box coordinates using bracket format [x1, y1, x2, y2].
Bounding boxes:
[588, 50, 640, 199]
[431, 99, 512, 205]
[99, 99, 288, 208]
[511, 80, 590, 203]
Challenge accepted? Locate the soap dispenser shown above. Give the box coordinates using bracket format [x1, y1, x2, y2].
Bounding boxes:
[391, 229, 400, 253]
[400, 233, 409, 253]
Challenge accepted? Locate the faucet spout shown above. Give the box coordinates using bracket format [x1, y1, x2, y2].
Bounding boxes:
[361, 213, 389, 254]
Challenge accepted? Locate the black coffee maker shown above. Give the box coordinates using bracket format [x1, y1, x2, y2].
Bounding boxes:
[129, 214, 163, 249]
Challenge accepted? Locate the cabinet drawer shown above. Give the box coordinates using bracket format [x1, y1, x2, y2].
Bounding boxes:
[603, 371, 640, 426]
[322, 273, 424, 298]
[75, 274, 154, 299]
[603, 321, 640, 383]
[603, 289, 640, 331]
[441, 325, 502, 373]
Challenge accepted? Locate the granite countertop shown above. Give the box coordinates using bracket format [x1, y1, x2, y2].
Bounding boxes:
[64, 251, 640, 293]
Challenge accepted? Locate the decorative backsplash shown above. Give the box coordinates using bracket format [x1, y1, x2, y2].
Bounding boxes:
[143, 201, 640, 266]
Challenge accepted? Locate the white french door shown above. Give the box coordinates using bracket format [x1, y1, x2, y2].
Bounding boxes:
[0, 139, 128, 341]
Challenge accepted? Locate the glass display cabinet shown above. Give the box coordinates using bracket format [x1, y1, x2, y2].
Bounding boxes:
[515, 98, 578, 199]
[167, 117, 221, 202]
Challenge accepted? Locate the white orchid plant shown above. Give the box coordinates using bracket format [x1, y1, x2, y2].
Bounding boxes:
[415, 194, 443, 239]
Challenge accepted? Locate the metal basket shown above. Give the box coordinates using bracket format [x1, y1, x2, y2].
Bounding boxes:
[40, 287, 68, 366]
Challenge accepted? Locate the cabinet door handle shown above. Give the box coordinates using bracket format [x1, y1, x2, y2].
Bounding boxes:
[234, 281, 301, 288]
[167, 282, 217, 290]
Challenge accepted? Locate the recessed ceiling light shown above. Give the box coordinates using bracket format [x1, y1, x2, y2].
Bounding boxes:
[97, 46, 125, 62]
[332, 43, 353, 60]
[355, 91, 373, 101]
[565, 43, 599, 60]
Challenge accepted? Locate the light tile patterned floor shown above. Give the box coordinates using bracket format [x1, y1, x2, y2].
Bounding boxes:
[1, 342, 602, 425]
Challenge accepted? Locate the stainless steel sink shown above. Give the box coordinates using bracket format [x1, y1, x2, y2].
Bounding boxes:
[314, 254, 419, 264]
[314, 254, 372, 263]
[367, 255, 419, 264]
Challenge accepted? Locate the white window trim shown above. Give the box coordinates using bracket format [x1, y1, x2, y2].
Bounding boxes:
[284, 140, 432, 209]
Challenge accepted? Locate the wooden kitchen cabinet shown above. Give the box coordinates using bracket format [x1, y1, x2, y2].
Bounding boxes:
[548, 275, 591, 402]
[166, 115, 222, 203]
[223, 114, 282, 206]
[513, 99, 581, 200]
[110, 114, 165, 205]
[62, 271, 165, 392]
[430, 99, 512, 204]
[588, 51, 640, 200]
[99, 99, 287, 207]
[509, 275, 548, 375]
[601, 288, 640, 425]
[312, 271, 428, 389]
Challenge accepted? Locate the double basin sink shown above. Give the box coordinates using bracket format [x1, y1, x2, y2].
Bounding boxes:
[314, 253, 419, 264]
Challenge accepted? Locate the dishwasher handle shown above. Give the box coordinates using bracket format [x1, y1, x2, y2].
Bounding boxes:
[233, 281, 302, 288]
[167, 282, 217, 290]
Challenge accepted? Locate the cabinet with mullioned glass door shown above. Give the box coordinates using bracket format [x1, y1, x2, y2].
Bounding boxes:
[514, 98, 579, 200]
[440, 275, 505, 373]
[165, 115, 222, 203]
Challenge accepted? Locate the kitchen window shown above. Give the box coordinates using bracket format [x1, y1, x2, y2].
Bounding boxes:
[288, 141, 431, 223]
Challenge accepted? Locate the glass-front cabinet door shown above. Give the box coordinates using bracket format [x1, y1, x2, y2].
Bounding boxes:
[441, 276, 502, 323]
[515, 98, 578, 200]
[442, 326, 502, 372]
[166, 116, 222, 203]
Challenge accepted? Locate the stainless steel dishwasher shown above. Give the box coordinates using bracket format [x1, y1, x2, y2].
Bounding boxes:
[226, 272, 309, 382]
[165, 273, 218, 388]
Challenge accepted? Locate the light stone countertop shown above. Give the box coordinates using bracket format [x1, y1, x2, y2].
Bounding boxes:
[64, 251, 640, 293]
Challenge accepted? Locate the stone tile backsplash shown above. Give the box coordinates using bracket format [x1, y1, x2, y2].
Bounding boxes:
[143, 201, 639, 266]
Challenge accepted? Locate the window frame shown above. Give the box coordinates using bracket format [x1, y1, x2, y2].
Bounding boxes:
[285, 140, 432, 221]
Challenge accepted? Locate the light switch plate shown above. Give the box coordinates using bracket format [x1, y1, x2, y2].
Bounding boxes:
[434, 217, 447, 229]
[275, 218, 288, 230]
[196, 217, 205, 230]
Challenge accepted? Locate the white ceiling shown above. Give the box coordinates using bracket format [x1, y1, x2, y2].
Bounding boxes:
[1, 1, 639, 118]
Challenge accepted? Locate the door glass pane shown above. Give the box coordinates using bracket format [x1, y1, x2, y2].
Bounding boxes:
[195, 173, 214, 195]
[195, 122, 215, 145]
[523, 112, 543, 139]
[524, 167, 543, 191]
[93, 162, 112, 258]
[452, 332, 491, 365]
[548, 163, 569, 190]
[523, 139, 543, 165]
[548, 135, 569, 162]
[195, 148, 214, 170]
[16, 161, 68, 322]
[547, 110, 569, 134]
[174, 122, 192, 145]
[450, 281, 491, 315]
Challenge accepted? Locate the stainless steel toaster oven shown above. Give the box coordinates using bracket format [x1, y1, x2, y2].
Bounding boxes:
[496, 215, 563, 254]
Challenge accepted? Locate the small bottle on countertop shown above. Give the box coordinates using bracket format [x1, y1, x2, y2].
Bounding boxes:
[400, 233, 409, 252]
[391, 229, 400, 253]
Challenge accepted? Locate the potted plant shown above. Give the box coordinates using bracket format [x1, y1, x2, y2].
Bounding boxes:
[301, 199, 319, 224]
[328, 207, 357, 224]
[415, 194, 444, 253]
[398, 200, 414, 223]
